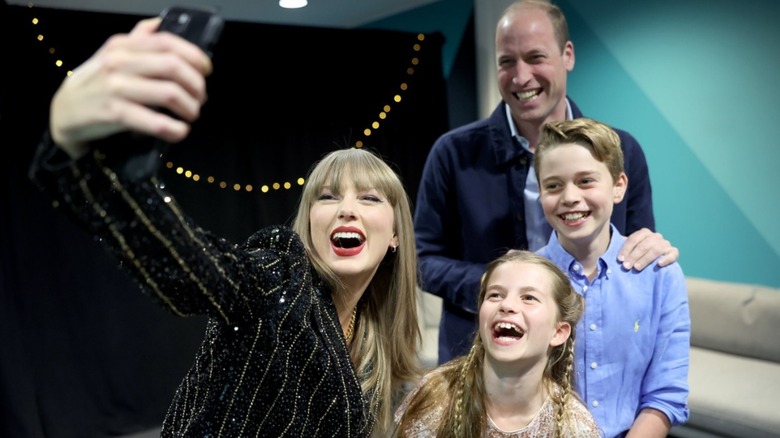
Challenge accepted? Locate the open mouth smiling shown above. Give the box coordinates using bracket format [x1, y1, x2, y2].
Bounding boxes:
[331, 231, 365, 249]
[514, 89, 541, 101]
[493, 321, 525, 341]
[559, 211, 590, 223]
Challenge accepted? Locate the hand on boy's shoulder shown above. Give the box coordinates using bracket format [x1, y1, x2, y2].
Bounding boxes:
[618, 228, 679, 271]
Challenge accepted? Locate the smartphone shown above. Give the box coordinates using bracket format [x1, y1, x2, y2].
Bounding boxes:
[157, 6, 224, 58]
[108, 5, 224, 180]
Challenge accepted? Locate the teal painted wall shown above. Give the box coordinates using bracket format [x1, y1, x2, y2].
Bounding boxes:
[559, 0, 779, 287]
[372, 0, 780, 288]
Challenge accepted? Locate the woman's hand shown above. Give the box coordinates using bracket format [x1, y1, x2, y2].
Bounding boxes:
[50, 17, 213, 158]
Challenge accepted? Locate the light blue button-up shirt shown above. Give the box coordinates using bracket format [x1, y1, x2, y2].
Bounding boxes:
[537, 224, 690, 438]
[504, 100, 573, 251]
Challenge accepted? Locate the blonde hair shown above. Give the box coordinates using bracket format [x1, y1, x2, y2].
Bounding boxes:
[534, 117, 625, 183]
[291, 147, 422, 435]
[396, 251, 583, 437]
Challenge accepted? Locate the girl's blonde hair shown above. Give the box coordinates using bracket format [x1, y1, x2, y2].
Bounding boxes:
[396, 251, 583, 437]
[292, 147, 422, 435]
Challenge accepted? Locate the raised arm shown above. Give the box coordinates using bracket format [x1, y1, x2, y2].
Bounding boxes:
[28, 17, 272, 323]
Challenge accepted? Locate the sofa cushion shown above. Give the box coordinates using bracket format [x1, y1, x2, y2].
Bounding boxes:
[681, 347, 780, 438]
[686, 277, 780, 363]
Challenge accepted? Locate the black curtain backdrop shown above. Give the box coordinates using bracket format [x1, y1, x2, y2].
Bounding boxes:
[1, 3, 448, 436]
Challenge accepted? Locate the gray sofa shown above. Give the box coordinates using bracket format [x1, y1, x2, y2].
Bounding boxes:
[417, 277, 780, 437]
[670, 277, 780, 438]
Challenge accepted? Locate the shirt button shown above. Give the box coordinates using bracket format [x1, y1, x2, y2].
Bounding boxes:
[582, 285, 588, 292]
[592, 400, 599, 407]
[590, 362, 598, 369]
[573, 265, 581, 271]
[589, 323, 597, 331]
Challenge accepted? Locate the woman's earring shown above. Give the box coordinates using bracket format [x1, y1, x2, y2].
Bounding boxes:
[390, 245, 397, 253]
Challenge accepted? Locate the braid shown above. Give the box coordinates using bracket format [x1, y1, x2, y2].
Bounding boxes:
[553, 336, 576, 437]
[453, 343, 479, 438]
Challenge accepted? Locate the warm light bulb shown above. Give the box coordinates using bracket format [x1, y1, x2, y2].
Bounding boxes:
[279, 0, 307, 8]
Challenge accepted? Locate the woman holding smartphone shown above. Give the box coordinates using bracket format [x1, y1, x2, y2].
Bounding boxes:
[29, 17, 422, 437]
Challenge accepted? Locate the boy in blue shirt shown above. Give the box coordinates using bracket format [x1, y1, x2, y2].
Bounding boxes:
[534, 118, 690, 437]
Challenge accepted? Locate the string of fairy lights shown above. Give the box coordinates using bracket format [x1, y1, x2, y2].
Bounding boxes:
[23, 3, 428, 196]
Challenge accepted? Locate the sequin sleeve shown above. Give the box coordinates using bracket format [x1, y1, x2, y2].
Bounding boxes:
[28, 133, 307, 325]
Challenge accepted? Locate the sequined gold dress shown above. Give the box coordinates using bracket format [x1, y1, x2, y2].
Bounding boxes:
[394, 369, 603, 437]
[29, 135, 376, 437]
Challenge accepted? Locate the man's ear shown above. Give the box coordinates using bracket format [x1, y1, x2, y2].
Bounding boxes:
[550, 321, 571, 348]
[564, 41, 575, 72]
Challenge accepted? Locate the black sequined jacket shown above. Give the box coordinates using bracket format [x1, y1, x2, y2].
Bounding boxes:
[29, 134, 376, 437]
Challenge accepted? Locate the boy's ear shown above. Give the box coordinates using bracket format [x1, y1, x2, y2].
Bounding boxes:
[613, 173, 628, 203]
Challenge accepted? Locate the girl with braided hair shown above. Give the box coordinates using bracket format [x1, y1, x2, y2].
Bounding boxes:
[394, 250, 601, 437]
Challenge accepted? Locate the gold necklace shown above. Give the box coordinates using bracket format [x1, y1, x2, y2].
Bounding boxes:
[344, 305, 358, 345]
